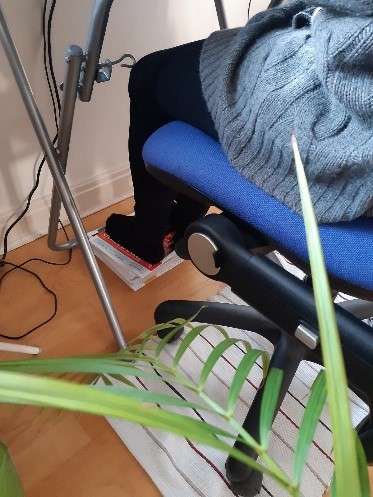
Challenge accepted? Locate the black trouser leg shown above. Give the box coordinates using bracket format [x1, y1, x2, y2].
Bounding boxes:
[127, 39, 218, 234]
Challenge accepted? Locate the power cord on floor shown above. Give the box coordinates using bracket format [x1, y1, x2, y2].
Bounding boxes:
[0, 223, 72, 340]
[0, 0, 71, 340]
[0, 137, 57, 265]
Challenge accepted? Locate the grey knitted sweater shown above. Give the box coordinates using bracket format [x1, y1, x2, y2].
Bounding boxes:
[199, 0, 373, 223]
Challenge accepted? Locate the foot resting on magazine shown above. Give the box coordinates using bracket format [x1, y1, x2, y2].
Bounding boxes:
[105, 214, 173, 264]
[105, 201, 209, 264]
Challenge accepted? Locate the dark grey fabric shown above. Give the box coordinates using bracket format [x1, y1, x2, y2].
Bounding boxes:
[199, 1, 373, 222]
[307, 0, 373, 16]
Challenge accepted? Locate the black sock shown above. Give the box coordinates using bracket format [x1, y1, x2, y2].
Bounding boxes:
[105, 199, 208, 265]
[170, 198, 209, 241]
[105, 214, 166, 264]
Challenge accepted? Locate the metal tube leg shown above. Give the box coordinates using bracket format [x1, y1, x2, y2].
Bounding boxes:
[214, 0, 228, 29]
[0, 7, 126, 349]
[48, 188, 71, 250]
[48, 45, 83, 252]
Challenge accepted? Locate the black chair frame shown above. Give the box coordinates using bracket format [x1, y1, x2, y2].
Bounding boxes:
[147, 162, 373, 497]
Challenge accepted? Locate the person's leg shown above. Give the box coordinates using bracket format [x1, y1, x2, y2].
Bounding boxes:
[106, 39, 218, 263]
[155, 41, 219, 243]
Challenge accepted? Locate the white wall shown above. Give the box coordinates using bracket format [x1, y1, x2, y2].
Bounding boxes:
[0, 0, 268, 252]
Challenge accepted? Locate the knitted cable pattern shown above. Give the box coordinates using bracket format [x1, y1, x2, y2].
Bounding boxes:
[199, 1, 373, 222]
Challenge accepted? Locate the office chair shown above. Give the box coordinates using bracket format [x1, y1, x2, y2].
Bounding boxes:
[142, 120, 373, 496]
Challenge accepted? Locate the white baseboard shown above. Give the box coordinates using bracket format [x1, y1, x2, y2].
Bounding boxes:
[0, 166, 133, 253]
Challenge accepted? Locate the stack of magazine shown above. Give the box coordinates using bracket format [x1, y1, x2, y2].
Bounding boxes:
[88, 227, 184, 291]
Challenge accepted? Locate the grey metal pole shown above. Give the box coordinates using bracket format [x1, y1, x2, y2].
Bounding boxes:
[48, 45, 83, 252]
[214, 0, 228, 30]
[0, 5, 126, 349]
[48, 0, 117, 248]
[79, 0, 114, 102]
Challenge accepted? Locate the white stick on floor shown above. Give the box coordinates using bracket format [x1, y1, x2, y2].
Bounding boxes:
[0, 342, 42, 356]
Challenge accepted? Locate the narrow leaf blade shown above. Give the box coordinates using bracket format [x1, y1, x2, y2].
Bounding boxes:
[292, 134, 361, 497]
[199, 339, 243, 390]
[0, 442, 24, 497]
[293, 371, 327, 485]
[259, 368, 283, 449]
[355, 432, 371, 497]
[173, 325, 209, 369]
[95, 385, 208, 411]
[227, 349, 263, 415]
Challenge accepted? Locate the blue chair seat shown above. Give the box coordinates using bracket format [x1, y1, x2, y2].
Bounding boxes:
[143, 121, 373, 293]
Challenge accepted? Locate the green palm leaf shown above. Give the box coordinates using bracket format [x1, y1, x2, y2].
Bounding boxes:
[173, 324, 228, 370]
[259, 368, 283, 450]
[155, 313, 203, 358]
[0, 370, 285, 485]
[0, 442, 24, 497]
[0, 370, 232, 439]
[355, 432, 371, 497]
[292, 134, 363, 497]
[293, 371, 326, 485]
[199, 338, 251, 392]
[227, 349, 265, 417]
[95, 384, 208, 411]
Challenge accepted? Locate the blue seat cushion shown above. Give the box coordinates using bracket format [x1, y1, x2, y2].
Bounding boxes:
[143, 121, 373, 292]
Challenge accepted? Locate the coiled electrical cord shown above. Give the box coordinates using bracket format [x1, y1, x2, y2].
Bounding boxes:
[0, 0, 72, 340]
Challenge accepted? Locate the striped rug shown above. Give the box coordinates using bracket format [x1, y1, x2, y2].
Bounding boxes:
[106, 286, 369, 497]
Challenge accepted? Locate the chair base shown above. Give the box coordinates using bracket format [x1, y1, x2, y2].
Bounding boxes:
[228, 468, 263, 497]
[153, 213, 373, 494]
[154, 299, 310, 495]
[154, 297, 373, 493]
[155, 300, 281, 345]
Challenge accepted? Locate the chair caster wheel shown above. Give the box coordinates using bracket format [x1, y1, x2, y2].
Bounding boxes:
[230, 470, 263, 497]
[157, 326, 184, 342]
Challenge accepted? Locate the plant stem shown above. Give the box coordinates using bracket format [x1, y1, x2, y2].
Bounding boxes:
[229, 418, 295, 491]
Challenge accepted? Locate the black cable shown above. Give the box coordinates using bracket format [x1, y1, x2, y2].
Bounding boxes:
[0, 263, 57, 340]
[0, 223, 71, 340]
[46, 0, 61, 116]
[0, 0, 73, 339]
[0, 135, 57, 264]
[42, 0, 60, 132]
[248, 0, 253, 18]
[1, 0, 61, 264]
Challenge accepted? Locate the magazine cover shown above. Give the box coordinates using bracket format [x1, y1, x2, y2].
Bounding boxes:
[88, 227, 183, 290]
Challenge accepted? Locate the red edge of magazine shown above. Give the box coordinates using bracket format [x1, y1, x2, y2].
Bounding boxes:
[96, 230, 176, 271]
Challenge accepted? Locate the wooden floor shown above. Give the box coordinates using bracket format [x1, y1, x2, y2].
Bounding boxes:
[0, 198, 224, 497]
